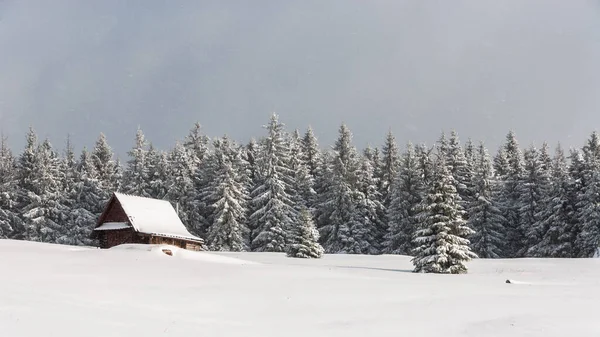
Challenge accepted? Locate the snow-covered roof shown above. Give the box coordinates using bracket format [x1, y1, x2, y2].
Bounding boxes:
[94, 222, 131, 231]
[108, 193, 203, 243]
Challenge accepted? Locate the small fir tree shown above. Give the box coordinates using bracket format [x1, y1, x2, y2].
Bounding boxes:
[412, 155, 477, 274]
[286, 209, 324, 258]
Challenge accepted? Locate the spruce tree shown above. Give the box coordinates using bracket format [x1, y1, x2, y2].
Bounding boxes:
[249, 114, 297, 252]
[37, 139, 67, 243]
[575, 132, 600, 257]
[55, 137, 81, 245]
[464, 138, 476, 167]
[350, 155, 385, 254]
[0, 136, 21, 239]
[244, 138, 260, 191]
[436, 132, 449, 159]
[519, 145, 551, 255]
[415, 144, 435, 187]
[204, 136, 250, 251]
[17, 134, 66, 243]
[286, 208, 324, 258]
[314, 151, 334, 232]
[385, 142, 424, 254]
[528, 145, 578, 257]
[55, 148, 103, 246]
[91, 133, 119, 196]
[183, 122, 210, 171]
[379, 130, 400, 205]
[493, 148, 510, 178]
[498, 131, 525, 257]
[145, 144, 169, 199]
[567, 149, 586, 257]
[15, 128, 39, 240]
[166, 143, 199, 234]
[539, 142, 553, 179]
[446, 130, 474, 208]
[317, 124, 360, 253]
[301, 126, 322, 180]
[122, 128, 150, 197]
[412, 155, 476, 274]
[289, 130, 316, 211]
[467, 142, 505, 258]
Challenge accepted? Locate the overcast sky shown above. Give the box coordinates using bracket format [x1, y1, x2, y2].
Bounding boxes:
[1, 0, 599, 158]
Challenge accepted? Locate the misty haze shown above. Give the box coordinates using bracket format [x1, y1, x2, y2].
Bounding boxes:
[1, 0, 599, 154]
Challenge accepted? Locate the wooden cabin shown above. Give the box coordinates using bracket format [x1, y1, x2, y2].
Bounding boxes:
[91, 192, 204, 251]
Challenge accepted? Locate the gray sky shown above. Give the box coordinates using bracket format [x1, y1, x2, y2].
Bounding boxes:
[1, 0, 599, 158]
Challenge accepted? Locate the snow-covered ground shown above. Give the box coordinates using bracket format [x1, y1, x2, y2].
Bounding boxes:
[1, 240, 599, 337]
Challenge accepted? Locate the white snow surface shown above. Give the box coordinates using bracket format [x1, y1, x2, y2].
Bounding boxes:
[112, 192, 201, 242]
[1, 240, 599, 337]
[93, 222, 131, 231]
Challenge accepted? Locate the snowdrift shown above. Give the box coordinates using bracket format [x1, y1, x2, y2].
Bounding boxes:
[109, 243, 258, 264]
[1, 239, 599, 337]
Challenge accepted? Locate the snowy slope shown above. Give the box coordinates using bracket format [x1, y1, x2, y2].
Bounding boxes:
[0, 240, 599, 337]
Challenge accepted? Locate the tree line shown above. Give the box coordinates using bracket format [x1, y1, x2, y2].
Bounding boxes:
[1, 115, 599, 269]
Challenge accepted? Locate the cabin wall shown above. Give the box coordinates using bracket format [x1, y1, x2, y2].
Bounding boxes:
[150, 236, 203, 251]
[98, 229, 149, 249]
[102, 201, 129, 223]
[185, 242, 203, 251]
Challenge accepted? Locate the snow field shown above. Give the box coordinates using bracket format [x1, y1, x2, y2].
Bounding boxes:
[0, 240, 599, 337]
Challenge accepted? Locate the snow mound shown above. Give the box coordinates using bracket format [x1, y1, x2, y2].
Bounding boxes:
[109, 244, 258, 265]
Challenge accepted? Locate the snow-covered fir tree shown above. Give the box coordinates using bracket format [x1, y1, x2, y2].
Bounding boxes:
[193, 149, 219, 239]
[519, 145, 552, 256]
[17, 133, 66, 243]
[183, 122, 210, 172]
[244, 138, 260, 190]
[384, 142, 424, 254]
[91, 133, 119, 196]
[145, 144, 169, 199]
[528, 145, 579, 257]
[54, 137, 81, 245]
[493, 147, 510, 178]
[314, 150, 334, 230]
[412, 155, 477, 274]
[203, 136, 250, 251]
[317, 124, 361, 253]
[57, 148, 103, 246]
[436, 132, 449, 158]
[575, 132, 600, 257]
[539, 142, 553, 179]
[289, 130, 316, 211]
[122, 128, 150, 197]
[467, 142, 506, 258]
[166, 142, 199, 235]
[567, 148, 586, 257]
[286, 208, 324, 258]
[415, 144, 435, 187]
[249, 114, 297, 252]
[446, 130, 474, 208]
[350, 155, 385, 254]
[0, 136, 21, 239]
[498, 131, 525, 257]
[112, 158, 124, 193]
[301, 126, 322, 180]
[378, 130, 400, 207]
[464, 138, 476, 167]
[370, 147, 383, 193]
